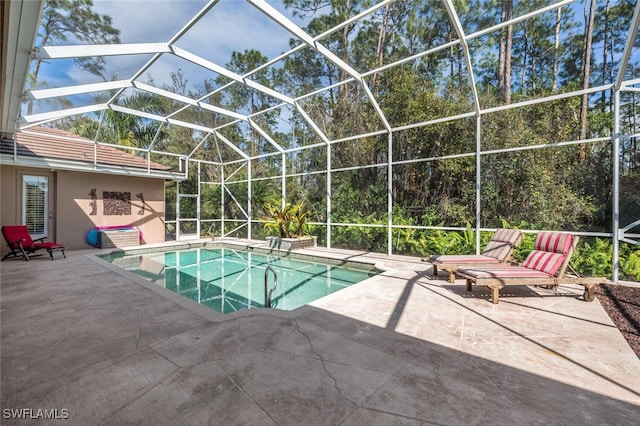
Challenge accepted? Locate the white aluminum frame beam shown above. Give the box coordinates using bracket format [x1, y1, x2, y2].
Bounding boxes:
[35, 43, 295, 107]
[111, 104, 166, 122]
[34, 43, 171, 59]
[247, 118, 285, 154]
[443, 0, 480, 115]
[214, 131, 250, 160]
[134, 82, 247, 121]
[248, 0, 361, 81]
[611, 0, 640, 281]
[28, 80, 131, 100]
[23, 103, 108, 123]
[171, 46, 294, 105]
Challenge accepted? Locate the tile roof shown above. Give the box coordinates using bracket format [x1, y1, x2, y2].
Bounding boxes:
[1, 127, 171, 171]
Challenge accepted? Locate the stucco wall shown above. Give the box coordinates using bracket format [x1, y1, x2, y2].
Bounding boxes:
[0, 165, 20, 239]
[1, 165, 166, 254]
[57, 170, 165, 249]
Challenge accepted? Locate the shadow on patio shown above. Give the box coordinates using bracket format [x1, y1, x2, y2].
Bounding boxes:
[1, 248, 639, 424]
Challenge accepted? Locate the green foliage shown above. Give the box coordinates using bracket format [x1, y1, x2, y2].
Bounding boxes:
[615, 242, 640, 282]
[563, 239, 639, 281]
[622, 250, 640, 281]
[260, 201, 312, 238]
[333, 223, 388, 253]
[417, 227, 477, 257]
[571, 238, 613, 277]
[511, 234, 536, 263]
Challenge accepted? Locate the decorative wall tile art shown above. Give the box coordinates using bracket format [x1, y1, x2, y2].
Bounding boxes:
[103, 191, 131, 216]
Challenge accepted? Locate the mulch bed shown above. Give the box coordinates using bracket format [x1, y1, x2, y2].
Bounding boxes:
[596, 284, 640, 359]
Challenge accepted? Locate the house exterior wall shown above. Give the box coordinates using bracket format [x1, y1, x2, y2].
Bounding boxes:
[1, 165, 166, 254]
[1, 165, 22, 242]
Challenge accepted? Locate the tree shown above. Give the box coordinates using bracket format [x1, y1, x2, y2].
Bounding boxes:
[595, 0, 635, 112]
[579, 0, 596, 142]
[498, 0, 514, 103]
[215, 49, 283, 158]
[29, 0, 120, 91]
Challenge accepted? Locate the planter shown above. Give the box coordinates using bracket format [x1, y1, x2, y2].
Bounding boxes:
[266, 236, 317, 251]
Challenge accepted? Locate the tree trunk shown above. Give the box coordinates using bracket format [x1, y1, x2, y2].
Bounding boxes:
[458, 47, 464, 88]
[250, 88, 256, 157]
[521, 26, 528, 91]
[504, 0, 514, 104]
[450, 24, 455, 83]
[579, 0, 596, 145]
[377, 6, 388, 68]
[531, 55, 536, 93]
[339, 9, 351, 98]
[633, 82, 638, 170]
[374, 5, 389, 92]
[553, 7, 561, 92]
[498, 2, 507, 93]
[601, 0, 611, 112]
[608, 24, 615, 113]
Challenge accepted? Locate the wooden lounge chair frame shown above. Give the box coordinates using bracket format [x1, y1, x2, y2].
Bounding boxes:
[424, 228, 524, 283]
[455, 233, 606, 304]
[1, 225, 66, 261]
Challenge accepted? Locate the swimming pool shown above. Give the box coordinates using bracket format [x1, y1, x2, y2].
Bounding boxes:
[99, 246, 378, 314]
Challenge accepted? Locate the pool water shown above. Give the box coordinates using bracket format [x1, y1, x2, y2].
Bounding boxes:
[100, 247, 377, 314]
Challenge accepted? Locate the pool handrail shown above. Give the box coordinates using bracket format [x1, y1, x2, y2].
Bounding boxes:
[264, 265, 278, 308]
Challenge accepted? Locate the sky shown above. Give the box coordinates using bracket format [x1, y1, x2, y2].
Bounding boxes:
[33, 0, 315, 112]
[91, 0, 306, 61]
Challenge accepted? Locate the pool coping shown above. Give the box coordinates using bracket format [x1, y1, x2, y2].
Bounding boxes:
[97, 238, 386, 272]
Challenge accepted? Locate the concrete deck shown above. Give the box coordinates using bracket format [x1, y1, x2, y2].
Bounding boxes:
[1, 242, 639, 425]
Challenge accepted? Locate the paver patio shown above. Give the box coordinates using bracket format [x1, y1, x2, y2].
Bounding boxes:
[1, 240, 639, 424]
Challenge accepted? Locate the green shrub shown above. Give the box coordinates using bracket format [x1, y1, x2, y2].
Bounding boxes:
[260, 201, 312, 238]
[571, 238, 612, 277]
[621, 249, 640, 281]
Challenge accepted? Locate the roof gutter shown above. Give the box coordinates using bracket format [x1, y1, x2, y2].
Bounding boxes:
[0, 154, 186, 181]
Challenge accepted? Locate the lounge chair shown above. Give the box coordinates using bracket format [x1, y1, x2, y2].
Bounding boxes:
[1, 225, 66, 261]
[424, 228, 524, 283]
[455, 231, 605, 304]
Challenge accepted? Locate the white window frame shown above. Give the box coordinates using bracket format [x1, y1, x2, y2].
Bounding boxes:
[22, 175, 48, 240]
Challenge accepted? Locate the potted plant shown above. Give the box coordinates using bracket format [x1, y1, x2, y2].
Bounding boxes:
[260, 201, 316, 251]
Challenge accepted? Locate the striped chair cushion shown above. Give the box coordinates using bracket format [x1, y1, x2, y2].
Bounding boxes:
[519, 231, 573, 275]
[522, 250, 566, 275]
[534, 231, 573, 254]
[481, 228, 523, 260]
